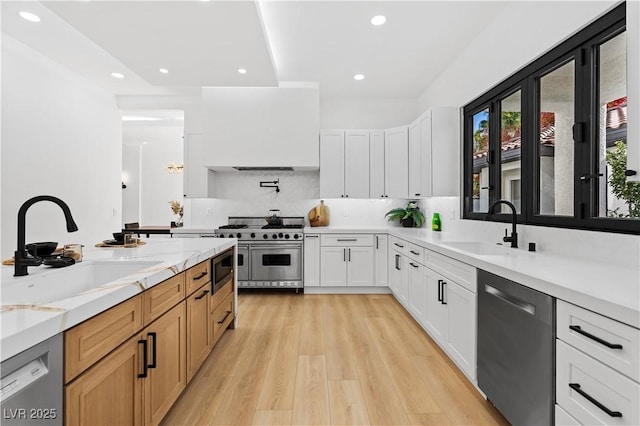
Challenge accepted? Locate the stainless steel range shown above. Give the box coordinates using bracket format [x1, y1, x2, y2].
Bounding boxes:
[215, 216, 304, 290]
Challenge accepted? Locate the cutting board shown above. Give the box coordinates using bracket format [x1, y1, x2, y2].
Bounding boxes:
[308, 200, 330, 227]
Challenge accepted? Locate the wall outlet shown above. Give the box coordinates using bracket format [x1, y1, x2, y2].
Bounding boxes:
[112, 208, 118, 217]
[206, 208, 212, 216]
[343, 208, 348, 217]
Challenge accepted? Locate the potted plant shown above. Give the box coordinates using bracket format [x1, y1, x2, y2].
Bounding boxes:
[169, 200, 184, 227]
[385, 201, 425, 228]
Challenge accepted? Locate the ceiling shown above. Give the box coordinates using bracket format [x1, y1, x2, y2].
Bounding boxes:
[1, 1, 510, 100]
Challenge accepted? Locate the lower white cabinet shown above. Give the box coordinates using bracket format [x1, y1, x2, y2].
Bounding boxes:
[304, 234, 320, 287]
[424, 267, 448, 344]
[407, 260, 427, 324]
[374, 234, 388, 286]
[319, 234, 375, 287]
[389, 249, 409, 306]
[320, 247, 348, 286]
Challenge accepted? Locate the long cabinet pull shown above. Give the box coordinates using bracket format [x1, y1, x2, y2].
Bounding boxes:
[441, 281, 447, 305]
[376, 236, 379, 249]
[193, 271, 208, 281]
[394, 243, 404, 248]
[217, 310, 232, 324]
[305, 235, 319, 238]
[337, 238, 357, 242]
[395, 254, 400, 270]
[137, 340, 148, 378]
[409, 262, 419, 268]
[348, 248, 351, 262]
[410, 250, 420, 256]
[343, 248, 346, 262]
[569, 383, 622, 418]
[569, 325, 623, 349]
[147, 332, 157, 369]
[195, 290, 210, 300]
[437, 279, 442, 302]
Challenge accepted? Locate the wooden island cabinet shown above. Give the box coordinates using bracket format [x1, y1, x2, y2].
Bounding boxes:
[64, 248, 235, 426]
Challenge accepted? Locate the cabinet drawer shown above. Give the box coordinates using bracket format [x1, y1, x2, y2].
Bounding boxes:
[211, 292, 234, 346]
[65, 295, 143, 383]
[210, 280, 233, 312]
[556, 340, 640, 426]
[555, 404, 581, 425]
[425, 249, 476, 293]
[406, 242, 425, 264]
[143, 273, 185, 326]
[321, 234, 373, 247]
[389, 236, 409, 254]
[186, 260, 211, 296]
[558, 300, 639, 382]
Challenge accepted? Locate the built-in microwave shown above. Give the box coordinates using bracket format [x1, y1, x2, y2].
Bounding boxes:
[212, 248, 234, 293]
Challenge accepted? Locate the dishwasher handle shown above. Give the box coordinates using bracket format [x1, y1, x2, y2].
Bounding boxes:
[484, 284, 535, 315]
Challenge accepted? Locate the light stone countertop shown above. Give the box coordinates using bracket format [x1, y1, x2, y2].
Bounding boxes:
[1, 237, 236, 361]
[305, 226, 640, 328]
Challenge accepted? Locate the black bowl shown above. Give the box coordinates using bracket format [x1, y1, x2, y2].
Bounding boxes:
[25, 241, 58, 257]
[113, 232, 125, 243]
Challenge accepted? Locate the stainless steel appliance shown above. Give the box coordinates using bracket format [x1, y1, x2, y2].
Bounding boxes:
[212, 247, 234, 293]
[477, 269, 555, 425]
[215, 217, 304, 290]
[1, 334, 63, 425]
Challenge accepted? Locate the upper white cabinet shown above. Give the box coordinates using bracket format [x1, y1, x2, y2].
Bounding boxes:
[369, 130, 386, 198]
[627, 0, 639, 182]
[320, 130, 370, 198]
[408, 118, 422, 198]
[384, 126, 409, 199]
[430, 107, 460, 196]
[202, 86, 319, 170]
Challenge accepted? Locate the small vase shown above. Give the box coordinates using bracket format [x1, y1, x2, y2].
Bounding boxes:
[401, 217, 415, 228]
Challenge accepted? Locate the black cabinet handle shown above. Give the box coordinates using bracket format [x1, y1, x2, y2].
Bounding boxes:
[376, 236, 379, 249]
[409, 262, 418, 268]
[394, 243, 404, 248]
[348, 248, 351, 262]
[415, 193, 420, 196]
[441, 281, 447, 305]
[193, 271, 208, 281]
[569, 325, 623, 349]
[195, 290, 210, 300]
[569, 383, 622, 417]
[218, 310, 232, 324]
[147, 332, 157, 369]
[137, 339, 148, 378]
[395, 254, 400, 270]
[410, 250, 420, 255]
[343, 248, 346, 262]
[437, 279, 442, 302]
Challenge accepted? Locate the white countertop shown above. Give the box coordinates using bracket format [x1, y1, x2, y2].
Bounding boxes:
[170, 226, 216, 234]
[305, 226, 640, 328]
[1, 238, 236, 361]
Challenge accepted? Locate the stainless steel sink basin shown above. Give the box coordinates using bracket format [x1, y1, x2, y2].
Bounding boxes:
[444, 241, 514, 256]
[1, 260, 163, 305]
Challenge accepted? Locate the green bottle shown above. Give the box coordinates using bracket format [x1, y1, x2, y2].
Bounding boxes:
[432, 212, 442, 232]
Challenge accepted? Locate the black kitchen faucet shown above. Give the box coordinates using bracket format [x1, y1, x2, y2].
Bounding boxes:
[485, 199, 518, 248]
[14, 195, 78, 276]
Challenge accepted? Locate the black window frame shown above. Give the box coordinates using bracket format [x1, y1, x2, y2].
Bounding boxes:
[462, 2, 639, 234]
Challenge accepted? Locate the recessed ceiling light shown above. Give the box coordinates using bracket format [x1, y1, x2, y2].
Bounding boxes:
[159, 68, 169, 74]
[111, 72, 124, 79]
[238, 68, 247, 74]
[370, 15, 386, 26]
[354, 74, 365, 81]
[19, 11, 41, 22]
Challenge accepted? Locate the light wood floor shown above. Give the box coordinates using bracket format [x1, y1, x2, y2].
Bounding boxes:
[162, 292, 508, 425]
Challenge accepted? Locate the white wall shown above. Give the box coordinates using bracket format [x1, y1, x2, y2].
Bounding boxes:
[1, 36, 121, 259]
[122, 144, 141, 224]
[417, 1, 618, 109]
[320, 98, 418, 129]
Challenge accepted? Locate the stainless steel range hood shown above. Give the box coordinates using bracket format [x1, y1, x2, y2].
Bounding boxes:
[232, 167, 295, 172]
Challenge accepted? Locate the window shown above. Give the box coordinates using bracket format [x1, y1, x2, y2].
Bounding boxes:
[463, 3, 639, 234]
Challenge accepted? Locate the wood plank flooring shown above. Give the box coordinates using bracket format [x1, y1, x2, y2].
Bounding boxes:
[162, 292, 508, 426]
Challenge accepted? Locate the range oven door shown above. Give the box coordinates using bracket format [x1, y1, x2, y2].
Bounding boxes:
[237, 244, 249, 281]
[250, 244, 302, 282]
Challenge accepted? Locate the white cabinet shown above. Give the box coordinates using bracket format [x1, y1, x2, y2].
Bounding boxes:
[183, 133, 216, 198]
[304, 234, 320, 287]
[369, 130, 386, 198]
[384, 126, 409, 198]
[429, 107, 460, 196]
[374, 234, 388, 287]
[320, 234, 374, 287]
[408, 118, 422, 198]
[389, 245, 409, 306]
[627, 0, 639, 182]
[407, 260, 427, 325]
[424, 267, 448, 343]
[320, 130, 370, 198]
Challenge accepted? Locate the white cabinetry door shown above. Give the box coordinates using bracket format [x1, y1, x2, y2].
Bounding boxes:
[320, 130, 345, 198]
[320, 247, 348, 286]
[627, 0, 639, 182]
[408, 119, 422, 198]
[304, 234, 320, 287]
[418, 110, 433, 197]
[389, 252, 401, 295]
[430, 108, 460, 196]
[407, 261, 427, 325]
[446, 281, 476, 381]
[424, 267, 448, 345]
[346, 247, 374, 286]
[384, 126, 409, 199]
[374, 234, 388, 287]
[344, 131, 370, 198]
[370, 131, 386, 198]
[184, 134, 215, 198]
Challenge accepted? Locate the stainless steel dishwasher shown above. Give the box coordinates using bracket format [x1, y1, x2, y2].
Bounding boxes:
[1, 334, 63, 425]
[477, 270, 555, 425]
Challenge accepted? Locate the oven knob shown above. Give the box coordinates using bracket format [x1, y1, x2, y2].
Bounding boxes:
[285, 234, 290, 239]
[263, 234, 268, 239]
[250, 233, 255, 238]
[293, 234, 299, 239]
[272, 234, 277, 239]
[236, 233, 242, 238]
[278, 233, 283, 238]
[219, 234, 224, 238]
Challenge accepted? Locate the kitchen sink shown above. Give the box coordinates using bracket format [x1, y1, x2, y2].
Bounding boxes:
[1, 260, 163, 305]
[443, 241, 514, 256]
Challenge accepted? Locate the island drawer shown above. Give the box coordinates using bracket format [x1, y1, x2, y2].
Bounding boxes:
[143, 272, 185, 326]
[211, 292, 234, 346]
[321, 234, 374, 247]
[186, 260, 211, 295]
[210, 278, 233, 312]
[65, 295, 143, 383]
[557, 300, 639, 382]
